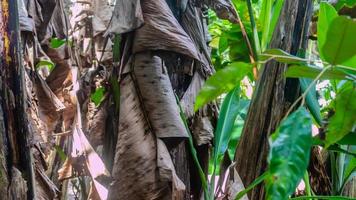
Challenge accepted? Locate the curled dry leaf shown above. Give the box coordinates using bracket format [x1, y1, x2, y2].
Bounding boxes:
[88, 100, 108, 148]
[132, 52, 188, 138]
[192, 115, 214, 146]
[133, 0, 200, 61]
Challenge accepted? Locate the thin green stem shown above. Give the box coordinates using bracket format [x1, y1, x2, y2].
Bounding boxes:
[175, 95, 210, 199]
[246, 0, 261, 55]
[303, 171, 312, 198]
[284, 65, 332, 119]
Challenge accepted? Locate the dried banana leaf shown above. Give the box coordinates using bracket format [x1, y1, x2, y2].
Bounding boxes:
[133, 52, 188, 138]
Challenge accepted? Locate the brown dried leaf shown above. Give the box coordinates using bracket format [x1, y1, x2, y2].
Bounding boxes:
[35, 73, 65, 111]
[193, 116, 214, 146]
[133, 52, 188, 138]
[105, 0, 144, 34]
[133, 0, 200, 60]
[88, 100, 108, 148]
[108, 75, 171, 200]
[157, 139, 186, 200]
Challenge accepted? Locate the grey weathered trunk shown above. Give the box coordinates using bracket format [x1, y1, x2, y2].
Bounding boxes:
[233, 0, 313, 199]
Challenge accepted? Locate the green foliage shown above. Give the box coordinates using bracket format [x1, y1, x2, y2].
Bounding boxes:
[227, 99, 250, 159]
[265, 107, 312, 200]
[113, 34, 121, 63]
[318, 2, 338, 62]
[90, 87, 105, 106]
[259, 49, 306, 64]
[285, 65, 355, 81]
[334, 0, 356, 10]
[322, 16, 356, 65]
[337, 132, 356, 145]
[36, 59, 55, 72]
[213, 86, 241, 159]
[234, 108, 313, 200]
[259, 0, 284, 51]
[300, 78, 322, 125]
[194, 62, 251, 111]
[208, 0, 260, 69]
[211, 86, 241, 197]
[326, 82, 356, 147]
[50, 37, 68, 49]
[344, 156, 356, 184]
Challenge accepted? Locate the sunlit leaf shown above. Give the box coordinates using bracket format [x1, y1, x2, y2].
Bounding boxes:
[213, 86, 240, 165]
[195, 62, 251, 111]
[50, 37, 67, 49]
[259, 49, 306, 64]
[326, 82, 356, 147]
[335, 0, 356, 10]
[36, 59, 55, 72]
[285, 65, 355, 81]
[219, 36, 229, 54]
[322, 16, 356, 65]
[260, 0, 284, 51]
[318, 2, 338, 62]
[91, 87, 105, 106]
[266, 107, 312, 200]
[259, 0, 272, 51]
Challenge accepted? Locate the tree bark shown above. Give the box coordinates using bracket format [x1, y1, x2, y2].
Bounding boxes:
[1, 0, 35, 198]
[233, 1, 313, 199]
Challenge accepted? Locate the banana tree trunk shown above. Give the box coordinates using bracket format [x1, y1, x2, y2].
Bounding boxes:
[233, 0, 313, 199]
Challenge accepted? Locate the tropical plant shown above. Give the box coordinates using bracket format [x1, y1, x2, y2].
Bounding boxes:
[0, 0, 355, 200]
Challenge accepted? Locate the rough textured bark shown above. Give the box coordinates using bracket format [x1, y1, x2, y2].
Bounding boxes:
[1, 0, 34, 198]
[233, 1, 313, 199]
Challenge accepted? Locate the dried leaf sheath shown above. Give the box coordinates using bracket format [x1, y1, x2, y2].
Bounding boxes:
[133, 0, 200, 61]
[132, 52, 188, 139]
[108, 74, 177, 200]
